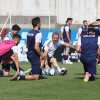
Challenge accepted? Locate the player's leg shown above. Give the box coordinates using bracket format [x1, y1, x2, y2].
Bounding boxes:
[88, 58, 96, 81]
[9, 53, 40, 81]
[10, 62, 24, 75]
[1, 63, 10, 76]
[80, 57, 89, 82]
[50, 57, 67, 75]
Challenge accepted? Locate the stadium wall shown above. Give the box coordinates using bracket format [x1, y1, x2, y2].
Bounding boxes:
[0, 0, 100, 28]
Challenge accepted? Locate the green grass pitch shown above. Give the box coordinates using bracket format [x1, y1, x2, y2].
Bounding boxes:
[0, 62, 100, 100]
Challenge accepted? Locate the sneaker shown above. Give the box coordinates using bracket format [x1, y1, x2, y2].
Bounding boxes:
[83, 72, 89, 82]
[68, 60, 73, 64]
[77, 59, 80, 63]
[60, 69, 67, 76]
[9, 73, 19, 81]
[62, 59, 66, 64]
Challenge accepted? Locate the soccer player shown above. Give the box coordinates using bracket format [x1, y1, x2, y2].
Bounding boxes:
[78, 20, 88, 38]
[89, 19, 100, 36]
[77, 20, 88, 63]
[2, 24, 24, 76]
[42, 32, 75, 75]
[60, 18, 73, 64]
[9, 17, 44, 81]
[76, 28, 100, 82]
[0, 34, 21, 76]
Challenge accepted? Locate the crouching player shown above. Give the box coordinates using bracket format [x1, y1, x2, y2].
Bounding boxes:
[41, 32, 75, 76]
[76, 28, 100, 82]
[0, 34, 21, 76]
[9, 17, 45, 81]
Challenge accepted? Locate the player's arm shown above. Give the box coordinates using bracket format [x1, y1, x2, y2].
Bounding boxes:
[34, 33, 44, 58]
[11, 52, 19, 73]
[76, 37, 81, 52]
[97, 37, 100, 55]
[43, 41, 49, 58]
[59, 40, 75, 49]
[11, 46, 19, 74]
[78, 28, 82, 38]
[60, 32, 63, 41]
[60, 26, 64, 41]
[65, 26, 71, 44]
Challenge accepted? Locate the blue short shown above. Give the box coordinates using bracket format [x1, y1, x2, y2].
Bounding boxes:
[27, 51, 40, 75]
[63, 38, 70, 51]
[80, 56, 96, 75]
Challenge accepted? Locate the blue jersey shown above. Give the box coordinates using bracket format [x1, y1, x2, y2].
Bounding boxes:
[63, 24, 71, 39]
[81, 34, 98, 58]
[94, 25, 100, 36]
[27, 29, 41, 55]
[81, 26, 88, 36]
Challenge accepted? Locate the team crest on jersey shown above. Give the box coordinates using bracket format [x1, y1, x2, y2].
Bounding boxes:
[27, 33, 34, 36]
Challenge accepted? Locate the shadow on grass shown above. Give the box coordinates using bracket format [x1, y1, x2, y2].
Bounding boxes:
[0, 75, 13, 77]
[75, 77, 100, 80]
[74, 73, 84, 75]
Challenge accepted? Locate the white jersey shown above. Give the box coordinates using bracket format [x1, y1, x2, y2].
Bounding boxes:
[44, 39, 64, 57]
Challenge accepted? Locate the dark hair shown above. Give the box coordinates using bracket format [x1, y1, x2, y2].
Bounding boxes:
[83, 20, 87, 23]
[88, 28, 95, 33]
[96, 19, 100, 21]
[32, 17, 40, 27]
[88, 24, 94, 28]
[52, 32, 59, 37]
[12, 24, 21, 31]
[66, 17, 73, 23]
[13, 34, 21, 39]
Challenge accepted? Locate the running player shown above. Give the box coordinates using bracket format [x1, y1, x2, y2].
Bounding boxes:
[60, 18, 73, 64]
[76, 27, 100, 82]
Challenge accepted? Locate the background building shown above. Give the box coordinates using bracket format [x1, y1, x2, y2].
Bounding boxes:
[0, 0, 99, 28]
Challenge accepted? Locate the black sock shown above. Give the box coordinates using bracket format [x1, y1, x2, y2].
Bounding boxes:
[0, 70, 3, 75]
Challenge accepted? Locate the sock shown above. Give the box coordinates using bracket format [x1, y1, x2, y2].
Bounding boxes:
[40, 68, 42, 75]
[57, 68, 61, 73]
[65, 55, 68, 60]
[18, 75, 25, 80]
[0, 70, 3, 75]
[63, 55, 68, 60]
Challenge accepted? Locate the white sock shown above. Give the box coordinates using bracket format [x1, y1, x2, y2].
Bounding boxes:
[19, 70, 24, 75]
[57, 67, 61, 73]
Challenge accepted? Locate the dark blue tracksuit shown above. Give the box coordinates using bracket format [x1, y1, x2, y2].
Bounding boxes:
[63, 24, 71, 43]
[27, 29, 41, 74]
[80, 33, 98, 76]
[80, 26, 88, 36]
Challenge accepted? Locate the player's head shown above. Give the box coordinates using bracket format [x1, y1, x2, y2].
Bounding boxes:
[88, 28, 95, 34]
[83, 20, 88, 27]
[52, 32, 59, 44]
[88, 24, 94, 28]
[13, 34, 21, 45]
[12, 24, 21, 35]
[96, 19, 100, 25]
[32, 17, 41, 30]
[66, 18, 73, 25]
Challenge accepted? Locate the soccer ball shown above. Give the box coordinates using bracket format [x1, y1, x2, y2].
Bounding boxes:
[49, 68, 56, 76]
[61, 67, 67, 71]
